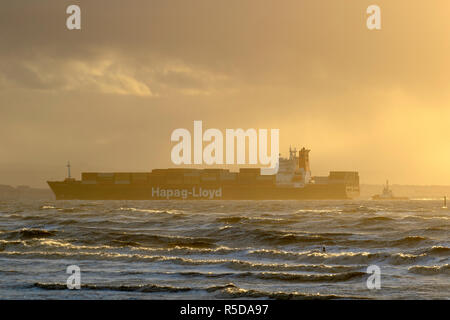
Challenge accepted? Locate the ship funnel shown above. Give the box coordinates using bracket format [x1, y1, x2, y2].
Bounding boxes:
[298, 147, 311, 184]
[298, 148, 311, 173]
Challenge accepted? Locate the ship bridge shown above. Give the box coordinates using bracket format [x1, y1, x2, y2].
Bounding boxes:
[276, 147, 311, 187]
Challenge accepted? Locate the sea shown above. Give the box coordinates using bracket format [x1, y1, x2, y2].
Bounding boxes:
[0, 200, 448, 299]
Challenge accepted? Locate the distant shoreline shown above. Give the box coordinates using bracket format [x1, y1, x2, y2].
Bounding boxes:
[0, 185, 53, 200]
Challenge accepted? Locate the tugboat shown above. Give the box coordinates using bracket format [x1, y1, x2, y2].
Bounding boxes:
[372, 180, 409, 200]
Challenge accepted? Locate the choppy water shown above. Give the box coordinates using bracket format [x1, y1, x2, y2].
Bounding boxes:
[0, 200, 448, 299]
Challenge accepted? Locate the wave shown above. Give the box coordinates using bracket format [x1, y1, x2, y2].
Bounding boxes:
[33, 280, 368, 299]
[39, 205, 56, 210]
[0, 250, 242, 266]
[0, 250, 375, 276]
[402, 215, 450, 221]
[216, 216, 293, 225]
[0, 239, 119, 252]
[0, 238, 434, 268]
[262, 233, 330, 245]
[205, 283, 239, 292]
[295, 209, 339, 214]
[207, 226, 433, 248]
[342, 206, 380, 214]
[175, 271, 234, 278]
[216, 216, 245, 223]
[0, 245, 379, 268]
[133, 245, 236, 256]
[58, 208, 82, 213]
[357, 216, 395, 225]
[329, 235, 430, 248]
[34, 282, 191, 293]
[408, 264, 450, 275]
[34, 281, 239, 294]
[314, 232, 354, 237]
[118, 207, 183, 216]
[0, 239, 27, 251]
[246, 271, 366, 282]
[424, 227, 446, 232]
[131, 269, 366, 283]
[248, 249, 425, 265]
[81, 231, 217, 248]
[223, 260, 359, 273]
[210, 226, 331, 245]
[419, 246, 450, 256]
[0, 250, 170, 263]
[2, 228, 56, 240]
[390, 236, 428, 246]
[78, 203, 101, 207]
[216, 286, 369, 300]
[57, 219, 79, 225]
[39, 205, 83, 213]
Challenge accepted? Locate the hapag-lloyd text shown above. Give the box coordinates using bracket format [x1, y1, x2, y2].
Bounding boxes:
[152, 187, 222, 199]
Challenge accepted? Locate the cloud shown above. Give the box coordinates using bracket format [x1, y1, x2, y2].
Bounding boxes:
[0, 56, 154, 97]
[0, 52, 236, 97]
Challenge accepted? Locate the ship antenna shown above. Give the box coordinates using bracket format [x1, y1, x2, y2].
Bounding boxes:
[67, 161, 71, 179]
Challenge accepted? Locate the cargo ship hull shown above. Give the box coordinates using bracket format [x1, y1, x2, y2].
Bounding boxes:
[48, 181, 357, 200]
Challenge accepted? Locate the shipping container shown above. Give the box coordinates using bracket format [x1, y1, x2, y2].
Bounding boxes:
[201, 175, 217, 181]
[131, 172, 149, 184]
[94, 172, 114, 185]
[81, 172, 97, 184]
[114, 173, 130, 184]
[97, 173, 114, 178]
[239, 168, 261, 175]
[183, 177, 200, 184]
[82, 172, 97, 181]
[219, 172, 237, 181]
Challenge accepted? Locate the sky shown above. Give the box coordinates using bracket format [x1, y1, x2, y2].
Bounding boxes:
[0, 0, 449, 187]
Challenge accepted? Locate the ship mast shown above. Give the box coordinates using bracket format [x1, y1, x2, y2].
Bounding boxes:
[67, 161, 71, 179]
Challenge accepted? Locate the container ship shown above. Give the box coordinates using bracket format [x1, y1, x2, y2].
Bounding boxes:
[47, 147, 360, 200]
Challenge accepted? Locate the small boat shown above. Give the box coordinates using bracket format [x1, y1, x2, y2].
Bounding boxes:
[372, 180, 409, 200]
